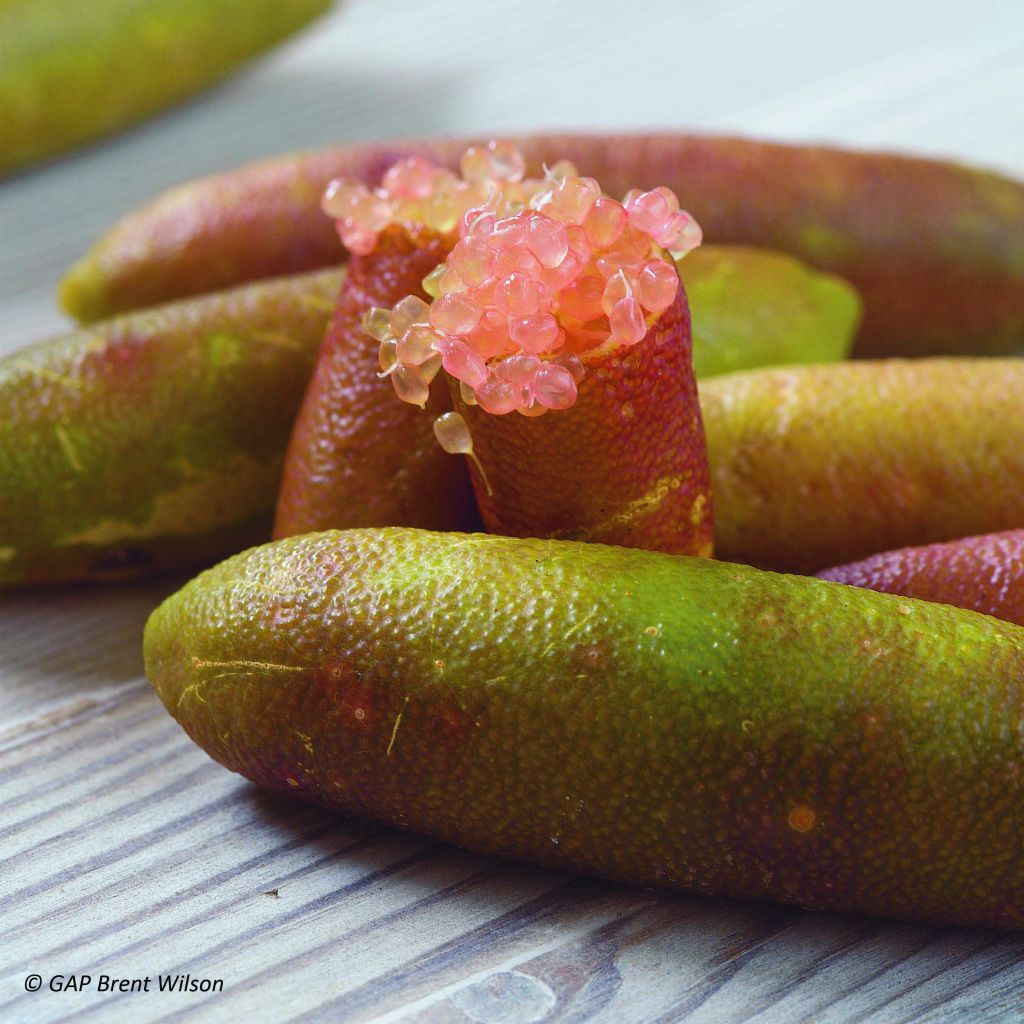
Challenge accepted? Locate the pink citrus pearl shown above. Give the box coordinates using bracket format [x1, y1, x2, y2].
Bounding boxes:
[546, 158, 579, 182]
[495, 273, 544, 316]
[424, 190, 459, 233]
[554, 353, 585, 381]
[352, 192, 391, 232]
[583, 198, 627, 249]
[449, 237, 491, 287]
[475, 378, 519, 414]
[462, 207, 496, 239]
[601, 269, 634, 316]
[525, 214, 569, 268]
[391, 364, 430, 407]
[322, 179, 364, 218]
[662, 212, 703, 254]
[339, 224, 378, 255]
[362, 306, 393, 342]
[470, 308, 512, 359]
[389, 295, 430, 336]
[496, 353, 541, 389]
[471, 276, 498, 308]
[490, 244, 543, 280]
[430, 292, 482, 334]
[533, 363, 578, 409]
[625, 188, 675, 238]
[637, 260, 678, 313]
[653, 185, 680, 209]
[420, 352, 443, 384]
[487, 215, 529, 250]
[609, 296, 647, 346]
[378, 338, 398, 373]
[381, 155, 437, 199]
[438, 338, 488, 389]
[433, 410, 475, 454]
[437, 266, 466, 296]
[509, 313, 559, 354]
[546, 175, 600, 224]
[486, 140, 527, 182]
[397, 325, 441, 365]
[460, 146, 493, 184]
[432, 166, 461, 196]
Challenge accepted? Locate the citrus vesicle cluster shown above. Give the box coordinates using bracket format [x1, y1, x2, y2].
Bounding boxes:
[321, 142, 702, 417]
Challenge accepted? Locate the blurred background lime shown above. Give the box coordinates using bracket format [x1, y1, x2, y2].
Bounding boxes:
[0, 0, 331, 174]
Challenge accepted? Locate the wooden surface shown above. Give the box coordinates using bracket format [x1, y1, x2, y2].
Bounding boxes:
[1, 1, 1023, 1021]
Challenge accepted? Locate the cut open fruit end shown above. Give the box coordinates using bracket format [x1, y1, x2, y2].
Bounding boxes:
[321, 142, 702, 424]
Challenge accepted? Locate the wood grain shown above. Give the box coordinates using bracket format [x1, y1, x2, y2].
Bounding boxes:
[1, 0, 1022, 1020]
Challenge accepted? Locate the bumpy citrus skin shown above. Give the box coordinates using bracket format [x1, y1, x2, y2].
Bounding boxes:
[454, 287, 713, 555]
[702, 359, 1024, 574]
[0, 269, 340, 586]
[60, 133, 1024, 360]
[274, 227, 477, 540]
[0, 0, 330, 174]
[144, 528, 1024, 930]
[819, 530, 1024, 626]
[681, 246, 860, 377]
